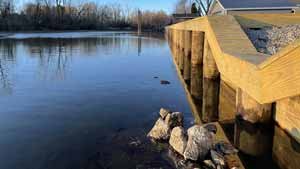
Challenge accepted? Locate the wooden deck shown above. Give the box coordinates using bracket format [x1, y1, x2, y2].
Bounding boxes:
[166, 13, 300, 169]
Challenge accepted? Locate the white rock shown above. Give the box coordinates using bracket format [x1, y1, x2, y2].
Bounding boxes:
[211, 150, 225, 166]
[147, 118, 170, 140]
[159, 108, 171, 119]
[165, 112, 184, 129]
[169, 126, 187, 155]
[183, 125, 214, 161]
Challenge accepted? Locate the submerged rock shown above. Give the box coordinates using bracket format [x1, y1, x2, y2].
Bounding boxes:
[211, 150, 225, 167]
[204, 160, 216, 169]
[160, 80, 171, 85]
[215, 141, 238, 155]
[159, 108, 171, 120]
[203, 123, 218, 134]
[169, 127, 187, 155]
[147, 118, 170, 140]
[183, 125, 214, 161]
[165, 112, 184, 129]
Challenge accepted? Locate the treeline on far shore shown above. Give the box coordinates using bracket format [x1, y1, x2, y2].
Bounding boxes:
[0, 1, 172, 32]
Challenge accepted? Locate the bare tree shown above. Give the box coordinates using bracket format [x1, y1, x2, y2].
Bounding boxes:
[194, 0, 213, 16]
[174, 0, 188, 14]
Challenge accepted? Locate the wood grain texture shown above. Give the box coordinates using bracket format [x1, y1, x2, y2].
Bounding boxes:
[219, 80, 236, 123]
[276, 96, 300, 143]
[236, 88, 272, 124]
[183, 30, 192, 81]
[190, 31, 204, 100]
[202, 38, 220, 122]
[273, 125, 300, 169]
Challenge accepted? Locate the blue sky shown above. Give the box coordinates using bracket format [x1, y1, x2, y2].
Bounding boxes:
[17, 0, 179, 13]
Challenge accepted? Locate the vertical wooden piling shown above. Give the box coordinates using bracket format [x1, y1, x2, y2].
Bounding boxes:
[273, 125, 300, 169]
[190, 31, 204, 101]
[183, 30, 192, 83]
[202, 37, 220, 123]
[178, 30, 185, 72]
[137, 10, 142, 36]
[234, 88, 273, 156]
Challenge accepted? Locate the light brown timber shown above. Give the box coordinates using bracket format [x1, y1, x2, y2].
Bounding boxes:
[202, 37, 220, 122]
[273, 125, 300, 169]
[275, 95, 300, 143]
[234, 88, 273, 156]
[190, 31, 204, 101]
[218, 80, 236, 123]
[183, 30, 192, 82]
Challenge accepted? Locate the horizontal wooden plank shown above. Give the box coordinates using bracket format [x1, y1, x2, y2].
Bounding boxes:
[167, 14, 300, 104]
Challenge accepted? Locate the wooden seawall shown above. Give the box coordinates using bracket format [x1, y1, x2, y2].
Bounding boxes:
[165, 14, 300, 169]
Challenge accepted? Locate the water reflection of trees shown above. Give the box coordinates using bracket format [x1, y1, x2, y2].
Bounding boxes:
[0, 34, 166, 90]
[0, 39, 16, 95]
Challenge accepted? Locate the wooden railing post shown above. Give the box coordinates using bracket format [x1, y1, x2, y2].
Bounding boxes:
[183, 30, 192, 84]
[202, 37, 220, 122]
[191, 31, 204, 102]
[234, 88, 273, 156]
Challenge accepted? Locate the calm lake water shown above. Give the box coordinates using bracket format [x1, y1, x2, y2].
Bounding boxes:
[0, 32, 194, 169]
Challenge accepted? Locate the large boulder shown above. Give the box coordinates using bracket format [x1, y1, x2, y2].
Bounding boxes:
[165, 112, 184, 129]
[183, 125, 214, 161]
[169, 126, 187, 155]
[159, 108, 171, 120]
[147, 118, 170, 140]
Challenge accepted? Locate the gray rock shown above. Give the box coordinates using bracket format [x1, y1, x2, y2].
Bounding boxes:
[165, 112, 184, 129]
[204, 160, 216, 169]
[211, 150, 225, 167]
[161, 80, 171, 85]
[215, 141, 238, 155]
[159, 108, 171, 119]
[169, 127, 187, 155]
[245, 24, 300, 55]
[203, 123, 217, 134]
[147, 118, 170, 140]
[183, 125, 214, 161]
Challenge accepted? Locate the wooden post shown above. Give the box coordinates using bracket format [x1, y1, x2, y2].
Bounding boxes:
[183, 30, 192, 84]
[273, 96, 300, 168]
[218, 80, 237, 123]
[202, 37, 220, 123]
[273, 125, 300, 169]
[178, 30, 185, 73]
[137, 10, 142, 36]
[190, 31, 204, 101]
[174, 29, 179, 65]
[234, 88, 273, 156]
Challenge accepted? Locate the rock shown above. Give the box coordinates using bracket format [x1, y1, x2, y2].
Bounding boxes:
[165, 112, 184, 129]
[204, 160, 216, 169]
[169, 127, 187, 155]
[147, 118, 170, 140]
[245, 24, 300, 55]
[215, 141, 238, 155]
[211, 150, 225, 167]
[216, 165, 223, 169]
[203, 123, 217, 134]
[183, 125, 214, 161]
[159, 108, 171, 119]
[160, 80, 171, 85]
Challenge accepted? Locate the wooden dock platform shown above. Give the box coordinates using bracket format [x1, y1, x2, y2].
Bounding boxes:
[166, 14, 300, 169]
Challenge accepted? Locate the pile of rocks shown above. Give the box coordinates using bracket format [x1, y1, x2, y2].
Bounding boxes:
[245, 24, 300, 55]
[147, 108, 239, 169]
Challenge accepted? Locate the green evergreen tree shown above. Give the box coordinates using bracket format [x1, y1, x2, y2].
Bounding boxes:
[191, 3, 198, 14]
